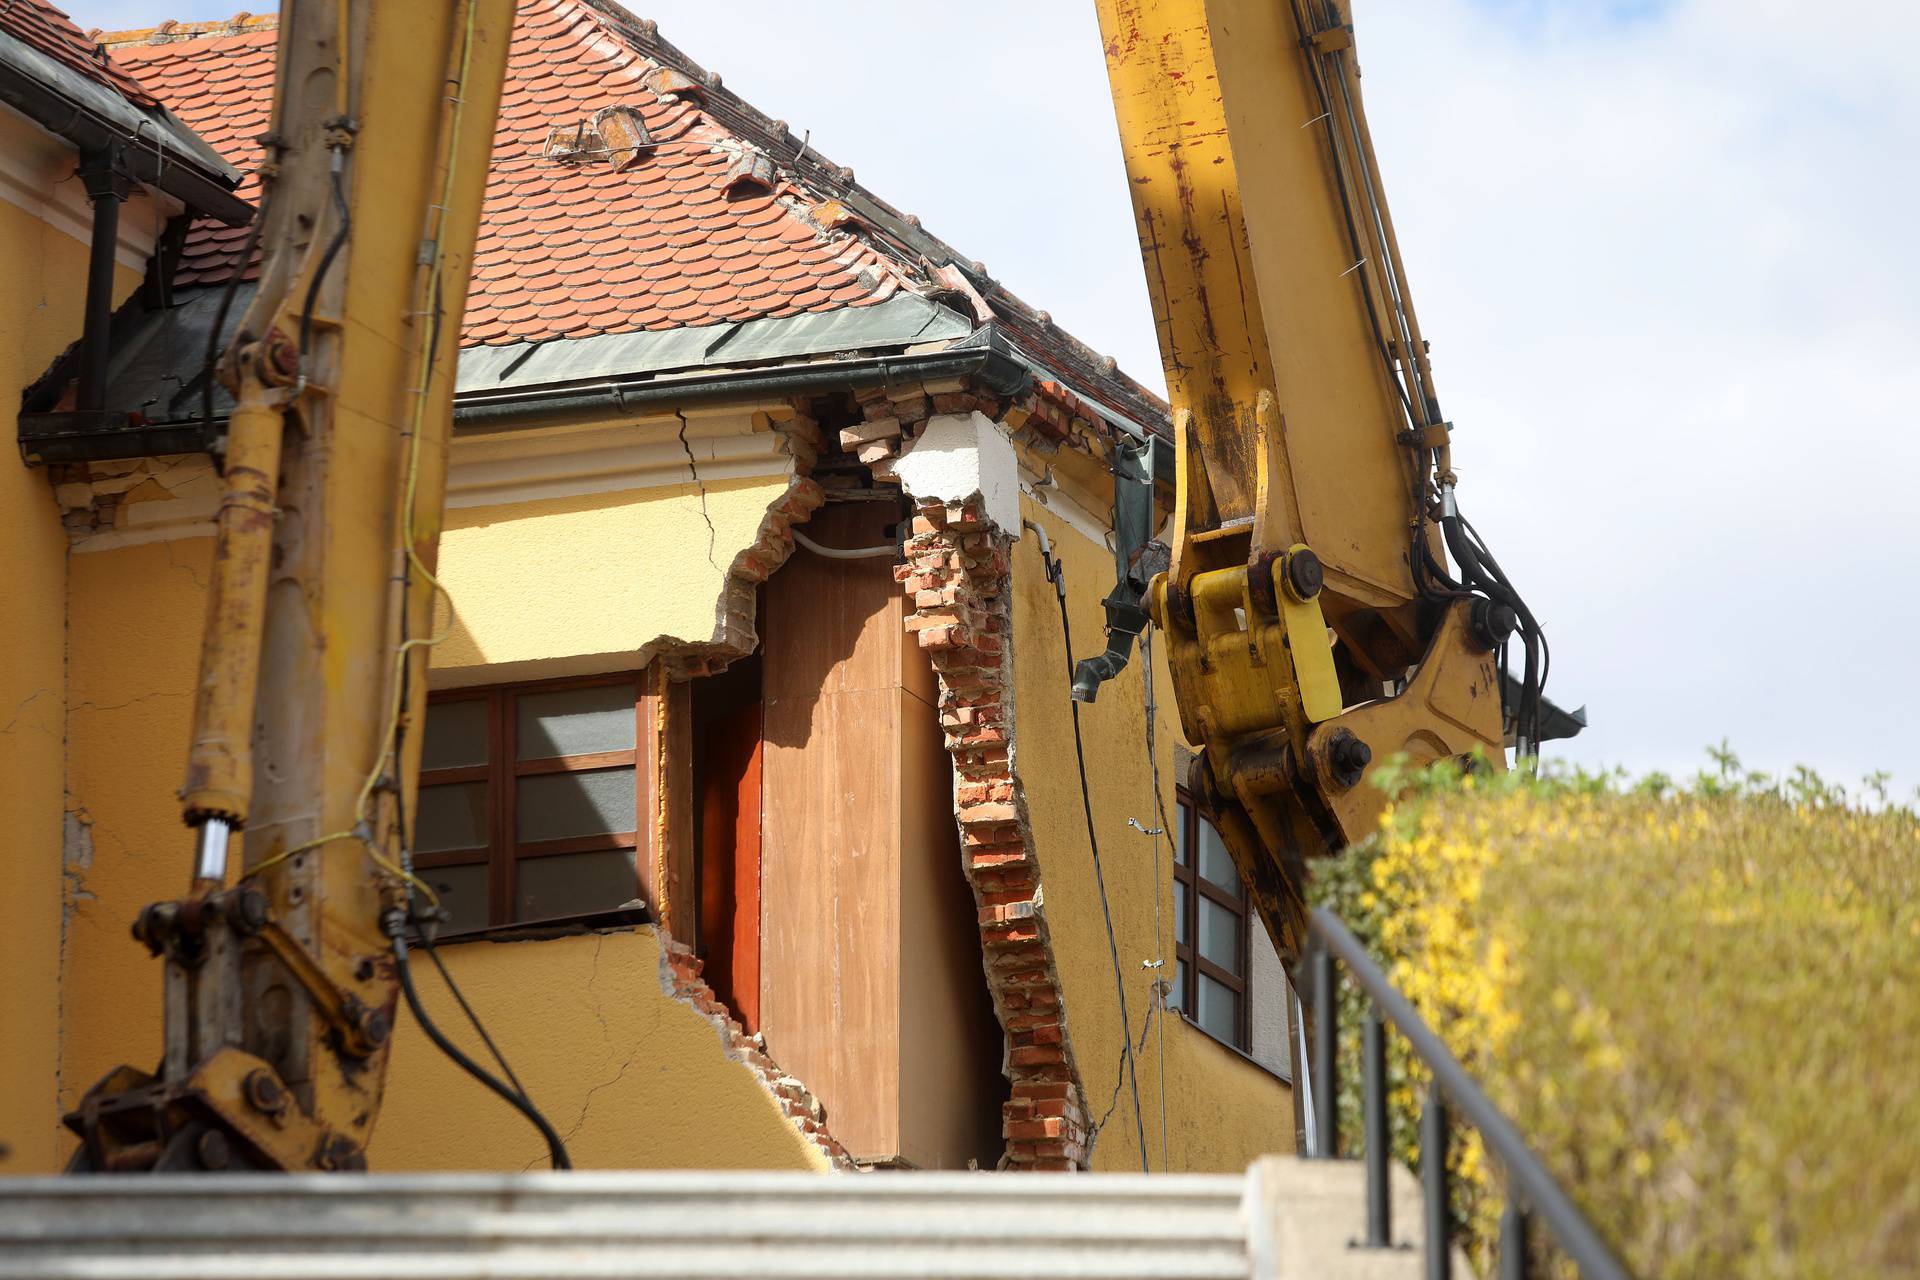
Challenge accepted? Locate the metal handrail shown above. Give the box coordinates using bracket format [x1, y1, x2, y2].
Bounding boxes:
[1305, 906, 1632, 1280]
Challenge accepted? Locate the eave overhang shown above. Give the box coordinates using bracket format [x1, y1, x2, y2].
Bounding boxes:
[0, 28, 250, 224]
[21, 289, 1170, 473]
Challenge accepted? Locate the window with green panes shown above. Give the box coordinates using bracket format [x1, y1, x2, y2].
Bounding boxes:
[413, 675, 652, 934]
[1171, 790, 1253, 1052]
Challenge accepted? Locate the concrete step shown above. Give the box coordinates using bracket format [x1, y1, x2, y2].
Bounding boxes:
[0, 1158, 1446, 1279]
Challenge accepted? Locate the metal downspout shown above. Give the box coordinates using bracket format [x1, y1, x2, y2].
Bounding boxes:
[75, 144, 131, 413]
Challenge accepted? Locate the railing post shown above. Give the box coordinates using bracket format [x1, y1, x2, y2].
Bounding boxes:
[1422, 1091, 1451, 1280]
[1363, 1008, 1391, 1246]
[1311, 939, 1338, 1159]
[1498, 1201, 1531, 1280]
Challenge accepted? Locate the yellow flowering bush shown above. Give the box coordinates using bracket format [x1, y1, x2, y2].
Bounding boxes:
[1310, 751, 1920, 1278]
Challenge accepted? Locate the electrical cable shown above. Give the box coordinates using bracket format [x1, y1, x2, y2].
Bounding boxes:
[1139, 628, 1173, 1169]
[1032, 535, 1149, 1172]
[297, 157, 349, 364]
[387, 918, 572, 1170]
[391, 747, 540, 1115]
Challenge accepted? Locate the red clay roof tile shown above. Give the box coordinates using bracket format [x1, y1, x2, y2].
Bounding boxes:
[106, 0, 910, 347]
[0, 0, 162, 109]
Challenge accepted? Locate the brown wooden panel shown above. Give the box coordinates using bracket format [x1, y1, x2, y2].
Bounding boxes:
[762, 502, 905, 703]
[760, 511, 912, 1162]
[757, 498, 1005, 1167]
[759, 688, 903, 1161]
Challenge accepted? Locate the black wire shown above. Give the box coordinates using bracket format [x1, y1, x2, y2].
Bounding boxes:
[1035, 538, 1149, 1172]
[201, 186, 268, 445]
[387, 921, 573, 1170]
[298, 157, 350, 364]
[418, 934, 532, 1098]
[390, 739, 536, 1105]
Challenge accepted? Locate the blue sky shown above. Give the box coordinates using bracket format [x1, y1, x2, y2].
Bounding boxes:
[66, 0, 1920, 798]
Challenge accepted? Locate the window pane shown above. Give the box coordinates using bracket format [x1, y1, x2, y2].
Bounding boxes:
[1169, 959, 1187, 1013]
[421, 698, 488, 771]
[1199, 896, 1243, 974]
[1175, 803, 1189, 865]
[422, 862, 488, 934]
[1197, 818, 1238, 893]
[416, 782, 487, 853]
[517, 768, 637, 843]
[515, 848, 640, 921]
[1174, 883, 1190, 947]
[1197, 972, 1243, 1048]
[516, 684, 636, 761]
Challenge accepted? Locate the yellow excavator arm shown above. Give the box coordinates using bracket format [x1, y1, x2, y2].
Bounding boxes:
[64, 0, 517, 1173]
[1093, 0, 1548, 961]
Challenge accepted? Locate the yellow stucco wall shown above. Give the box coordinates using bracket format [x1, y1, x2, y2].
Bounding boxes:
[0, 189, 148, 1173]
[373, 928, 826, 1171]
[433, 474, 788, 686]
[1011, 496, 1297, 1173]
[58, 536, 215, 1131]
[34, 463, 818, 1174]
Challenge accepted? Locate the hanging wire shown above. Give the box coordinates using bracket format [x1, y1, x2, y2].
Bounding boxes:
[1030, 532, 1149, 1172]
[1139, 627, 1174, 1169]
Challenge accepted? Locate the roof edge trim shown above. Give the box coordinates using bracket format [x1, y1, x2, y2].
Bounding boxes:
[0, 28, 251, 223]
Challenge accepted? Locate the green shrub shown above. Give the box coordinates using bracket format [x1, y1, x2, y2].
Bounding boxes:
[1310, 750, 1920, 1278]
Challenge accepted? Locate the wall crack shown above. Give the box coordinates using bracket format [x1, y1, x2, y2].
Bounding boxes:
[674, 409, 720, 571]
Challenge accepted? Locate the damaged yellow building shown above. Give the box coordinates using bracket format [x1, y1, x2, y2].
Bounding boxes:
[2, 0, 1294, 1176]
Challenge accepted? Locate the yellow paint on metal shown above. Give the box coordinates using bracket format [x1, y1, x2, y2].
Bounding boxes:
[1094, 0, 1418, 598]
[1275, 547, 1341, 724]
[179, 385, 284, 826]
[61, 0, 521, 1170]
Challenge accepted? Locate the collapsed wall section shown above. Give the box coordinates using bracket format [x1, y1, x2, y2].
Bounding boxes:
[895, 496, 1091, 1170]
[656, 930, 853, 1168]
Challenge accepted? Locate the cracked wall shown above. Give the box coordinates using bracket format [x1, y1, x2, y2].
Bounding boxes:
[874, 385, 1298, 1174]
[0, 189, 146, 1173]
[33, 405, 842, 1173]
[430, 407, 820, 687]
[1011, 499, 1296, 1173]
[56, 536, 214, 1143]
[370, 926, 840, 1171]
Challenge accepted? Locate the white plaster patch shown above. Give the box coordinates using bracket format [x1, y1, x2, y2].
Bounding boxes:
[882, 411, 1022, 536]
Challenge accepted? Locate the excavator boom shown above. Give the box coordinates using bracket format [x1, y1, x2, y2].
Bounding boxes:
[64, 0, 515, 1173]
[1093, 0, 1545, 962]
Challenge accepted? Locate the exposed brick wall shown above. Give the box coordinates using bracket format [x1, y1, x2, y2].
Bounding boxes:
[894, 497, 1091, 1171]
[656, 929, 854, 1169]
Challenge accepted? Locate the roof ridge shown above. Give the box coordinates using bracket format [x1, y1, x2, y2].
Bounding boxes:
[97, 13, 277, 49]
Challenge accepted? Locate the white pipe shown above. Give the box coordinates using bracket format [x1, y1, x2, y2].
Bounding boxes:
[791, 528, 896, 561]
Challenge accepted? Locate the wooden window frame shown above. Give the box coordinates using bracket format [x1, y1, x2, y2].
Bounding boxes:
[1173, 789, 1253, 1052]
[416, 671, 652, 932]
